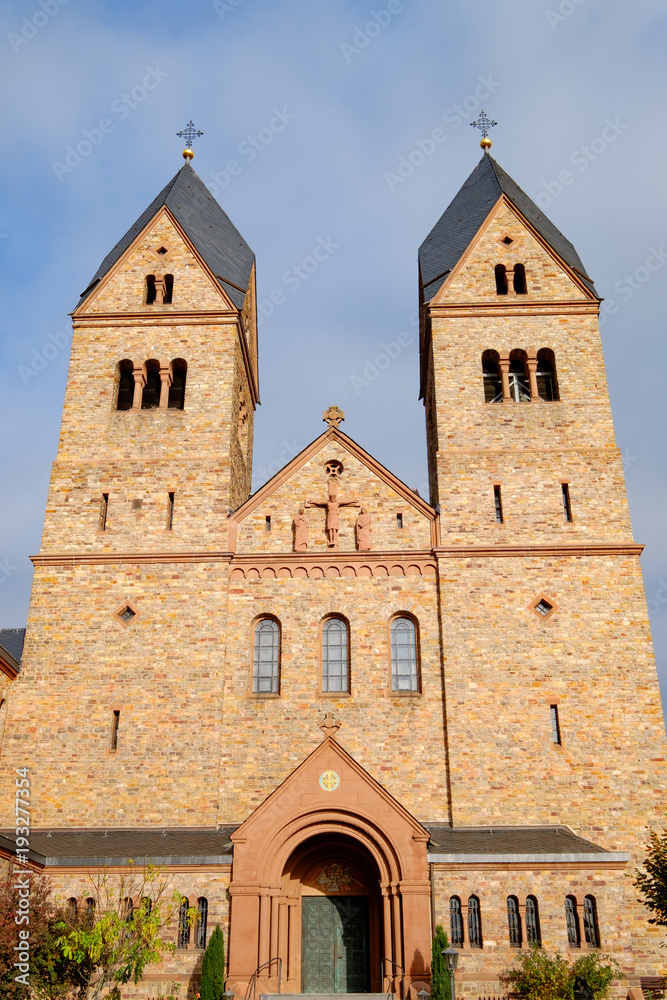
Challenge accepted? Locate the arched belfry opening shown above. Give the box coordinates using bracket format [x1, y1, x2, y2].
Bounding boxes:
[227, 738, 431, 998]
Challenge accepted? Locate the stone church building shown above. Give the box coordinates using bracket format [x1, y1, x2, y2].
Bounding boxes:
[1, 143, 666, 998]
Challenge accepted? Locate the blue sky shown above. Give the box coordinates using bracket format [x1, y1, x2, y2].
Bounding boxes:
[1, 0, 667, 704]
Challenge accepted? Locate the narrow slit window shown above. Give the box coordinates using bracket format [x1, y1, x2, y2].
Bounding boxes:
[164, 274, 174, 304]
[565, 895, 581, 947]
[468, 895, 483, 948]
[116, 359, 134, 411]
[177, 897, 190, 949]
[196, 897, 208, 949]
[583, 895, 600, 948]
[265, 515, 271, 532]
[85, 898, 95, 927]
[110, 710, 120, 751]
[449, 896, 463, 947]
[550, 705, 561, 744]
[396, 513, 403, 529]
[494, 485, 504, 524]
[507, 896, 522, 948]
[168, 359, 187, 409]
[167, 493, 175, 531]
[526, 896, 541, 945]
[562, 483, 573, 522]
[100, 493, 109, 531]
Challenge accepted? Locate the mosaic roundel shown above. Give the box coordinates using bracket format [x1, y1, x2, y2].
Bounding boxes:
[319, 770, 340, 792]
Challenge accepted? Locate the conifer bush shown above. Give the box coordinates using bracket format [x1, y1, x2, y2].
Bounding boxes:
[200, 925, 225, 1000]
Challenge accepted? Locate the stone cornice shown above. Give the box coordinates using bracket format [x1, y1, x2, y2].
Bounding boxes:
[31, 541, 643, 569]
[72, 312, 241, 325]
[426, 299, 599, 318]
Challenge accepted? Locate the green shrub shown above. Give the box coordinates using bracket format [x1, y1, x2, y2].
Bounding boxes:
[431, 924, 451, 1000]
[200, 925, 225, 1000]
[500, 947, 620, 1000]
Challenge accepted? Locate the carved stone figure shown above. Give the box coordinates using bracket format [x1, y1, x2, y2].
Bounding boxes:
[356, 506, 371, 551]
[294, 506, 308, 552]
[306, 479, 359, 550]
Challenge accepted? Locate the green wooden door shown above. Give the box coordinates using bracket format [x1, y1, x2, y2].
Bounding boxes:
[302, 896, 370, 994]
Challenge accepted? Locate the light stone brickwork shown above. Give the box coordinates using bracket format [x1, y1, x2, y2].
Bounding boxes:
[1, 160, 666, 998]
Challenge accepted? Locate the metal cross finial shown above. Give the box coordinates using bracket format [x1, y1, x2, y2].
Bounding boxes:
[177, 120, 204, 160]
[470, 110, 497, 151]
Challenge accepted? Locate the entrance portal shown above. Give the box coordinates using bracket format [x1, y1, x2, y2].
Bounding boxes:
[302, 896, 370, 994]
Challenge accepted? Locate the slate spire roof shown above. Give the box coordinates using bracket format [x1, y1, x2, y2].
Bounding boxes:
[418, 153, 598, 300]
[75, 162, 255, 311]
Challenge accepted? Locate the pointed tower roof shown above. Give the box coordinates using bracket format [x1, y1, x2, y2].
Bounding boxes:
[75, 162, 255, 310]
[419, 153, 598, 300]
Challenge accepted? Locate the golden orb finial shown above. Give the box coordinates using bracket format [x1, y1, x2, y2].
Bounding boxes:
[176, 120, 204, 161]
[470, 111, 497, 153]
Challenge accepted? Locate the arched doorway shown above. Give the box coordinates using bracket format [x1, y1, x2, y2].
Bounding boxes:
[284, 833, 382, 994]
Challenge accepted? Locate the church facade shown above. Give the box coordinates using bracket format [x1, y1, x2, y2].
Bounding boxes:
[1, 146, 666, 998]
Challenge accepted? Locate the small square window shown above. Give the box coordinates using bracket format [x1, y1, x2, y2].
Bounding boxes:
[528, 593, 559, 621]
[500, 236, 514, 246]
[157, 246, 168, 255]
[112, 600, 140, 628]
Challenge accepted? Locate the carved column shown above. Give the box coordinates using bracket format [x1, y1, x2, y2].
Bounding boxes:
[258, 886, 271, 972]
[131, 365, 145, 410]
[277, 898, 288, 989]
[381, 885, 393, 992]
[286, 897, 299, 990]
[460, 900, 469, 947]
[518, 900, 528, 949]
[498, 353, 511, 402]
[159, 361, 172, 408]
[526, 353, 540, 401]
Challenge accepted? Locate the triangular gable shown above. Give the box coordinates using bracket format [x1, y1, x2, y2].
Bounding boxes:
[74, 161, 255, 312]
[73, 206, 238, 315]
[229, 427, 438, 551]
[429, 195, 595, 305]
[230, 736, 430, 879]
[419, 153, 599, 303]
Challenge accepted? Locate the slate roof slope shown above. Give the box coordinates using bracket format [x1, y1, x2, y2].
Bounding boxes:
[75, 162, 255, 311]
[0, 828, 237, 866]
[419, 154, 598, 300]
[425, 824, 608, 856]
[0, 628, 25, 668]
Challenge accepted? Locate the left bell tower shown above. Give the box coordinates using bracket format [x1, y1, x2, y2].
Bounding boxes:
[0, 160, 258, 829]
[45, 158, 258, 555]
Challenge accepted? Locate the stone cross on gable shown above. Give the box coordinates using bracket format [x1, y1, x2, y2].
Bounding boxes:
[323, 406, 345, 428]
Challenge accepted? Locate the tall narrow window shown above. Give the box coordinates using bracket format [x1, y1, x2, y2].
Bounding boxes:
[550, 705, 561, 745]
[67, 897, 78, 918]
[196, 897, 208, 949]
[583, 895, 599, 948]
[110, 710, 120, 751]
[536, 349, 559, 401]
[508, 350, 530, 402]
[265, 515, 272, 532]
[526, 896, 541, 946]
[85, 898, 95, 927]
[507, 896, 522, 948]
[468, 895, 483, 948]
[396, 513, 403, 529]
[390, 617, 419, 692]
[141, 360, 161, 409]
[164, 274, 174, 304]
[494, 485, 504, 524]
[100, 493, 109, 532]
[177, 897, 190, 949]
[495, 264, 508, 294]
[322, 617, 349, 693]
[167, 493, 175, 531]
[123, 897, 134, 923]
[449, 896, 463, 947]
[513, 263, 527, 294]
[116, 360, 134, 411]
[145, 275, 157, 305]
[565, 896, 581, 947]
[562, 483, 573, 522]
[168, 359, 187, 409]
[253, 619, 280, 694]
[482, 350, 503, 403]
[141, 897, 153, 917]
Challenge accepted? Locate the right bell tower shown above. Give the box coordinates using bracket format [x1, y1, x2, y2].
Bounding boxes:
[418, 146, 632, 547]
